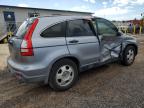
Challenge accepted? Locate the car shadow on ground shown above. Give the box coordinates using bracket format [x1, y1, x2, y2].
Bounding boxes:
[1, 61, 121, 92]
[1, 59, 143, 108]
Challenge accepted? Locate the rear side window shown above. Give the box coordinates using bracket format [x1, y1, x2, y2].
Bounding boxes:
[16, 18, 35, 38]
[68, 19, 95, 37]
[41, 22, 66, 37]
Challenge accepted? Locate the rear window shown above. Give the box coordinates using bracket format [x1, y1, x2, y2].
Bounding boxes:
[16, 18, 36, 38]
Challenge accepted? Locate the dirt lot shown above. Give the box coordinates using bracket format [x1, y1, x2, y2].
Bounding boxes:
[0, 36, 144, 108]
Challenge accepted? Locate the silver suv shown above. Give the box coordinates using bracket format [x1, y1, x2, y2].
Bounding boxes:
[7, 16, 138, 91]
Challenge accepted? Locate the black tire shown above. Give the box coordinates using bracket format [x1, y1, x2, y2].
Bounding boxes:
[121, 46, 136, 66]
[49, 59, 79, 91]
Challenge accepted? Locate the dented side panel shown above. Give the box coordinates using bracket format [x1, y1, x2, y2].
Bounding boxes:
[100, 36, 123, 62]
[99, 34, 138, 63]
[120, 35, 138, 58]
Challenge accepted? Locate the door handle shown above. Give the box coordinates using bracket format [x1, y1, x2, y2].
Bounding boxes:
[69, 40, 79, 43]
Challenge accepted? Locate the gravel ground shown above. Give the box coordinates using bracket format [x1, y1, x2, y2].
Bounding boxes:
[0, 36, 144, 108]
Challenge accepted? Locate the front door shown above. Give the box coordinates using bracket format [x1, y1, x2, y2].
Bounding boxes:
[66, 19, 100, 67]
[95, 18, 122, 62]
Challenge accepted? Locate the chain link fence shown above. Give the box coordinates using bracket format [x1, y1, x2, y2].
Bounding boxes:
[0, 21, 23, 37]
[0, 23, 7, 36]
[117, 25, 144, 34]
[0, 21, 23, 43]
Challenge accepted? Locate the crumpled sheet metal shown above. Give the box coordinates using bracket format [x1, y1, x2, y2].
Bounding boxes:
[101, 43, 122, 62]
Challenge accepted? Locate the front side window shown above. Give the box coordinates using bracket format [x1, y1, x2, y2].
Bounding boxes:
[41, 22, 66, 37]
[96, 18, 118, 36]
[68, 19, 95, 37]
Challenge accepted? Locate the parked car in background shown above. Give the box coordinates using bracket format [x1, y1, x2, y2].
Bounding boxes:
[7, 16, 138, 91]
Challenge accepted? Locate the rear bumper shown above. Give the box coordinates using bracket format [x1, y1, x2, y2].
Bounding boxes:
[7, 57, 48, 83]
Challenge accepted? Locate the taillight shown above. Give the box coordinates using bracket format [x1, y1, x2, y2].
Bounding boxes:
[21, 18, 39, 56]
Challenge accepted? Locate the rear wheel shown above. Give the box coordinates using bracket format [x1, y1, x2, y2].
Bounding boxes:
[49, 59, 78, 91]
[121, 46, 136, 66]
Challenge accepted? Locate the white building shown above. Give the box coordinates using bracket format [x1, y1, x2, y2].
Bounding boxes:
[0, 5, 92, 36]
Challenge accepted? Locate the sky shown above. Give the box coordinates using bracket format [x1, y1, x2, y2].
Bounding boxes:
[0, 0, 144, 21]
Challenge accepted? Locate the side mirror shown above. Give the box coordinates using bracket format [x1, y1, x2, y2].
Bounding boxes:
[117, 31, 122, 36]
[99, 35, 104, 40]
[102, 33, 116, 37]
[115, 27, 121, 36]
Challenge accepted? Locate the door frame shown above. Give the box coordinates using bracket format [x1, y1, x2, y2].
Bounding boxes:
[94, 18, 122, 63]
[65, 18, 101, 69]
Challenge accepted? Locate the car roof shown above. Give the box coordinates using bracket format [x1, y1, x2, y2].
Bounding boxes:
[38, 15, 94, 21]
[32, 16, 100, 33]
[35, 16, 96, 28]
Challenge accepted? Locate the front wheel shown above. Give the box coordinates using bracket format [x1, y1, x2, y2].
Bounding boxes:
[49, 59, 78, 91]
[121, 46, 136, 66]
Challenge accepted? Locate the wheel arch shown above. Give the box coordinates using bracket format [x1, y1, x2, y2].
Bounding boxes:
[124, 44, 138, 55]
[44, 54, 81, 84]
[52, 56, 80, 70]
[48, 56, 80, 90]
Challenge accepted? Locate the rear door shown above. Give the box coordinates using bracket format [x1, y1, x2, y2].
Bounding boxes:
[66, 19, 100, 67]
[94, 18, 122, 62]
